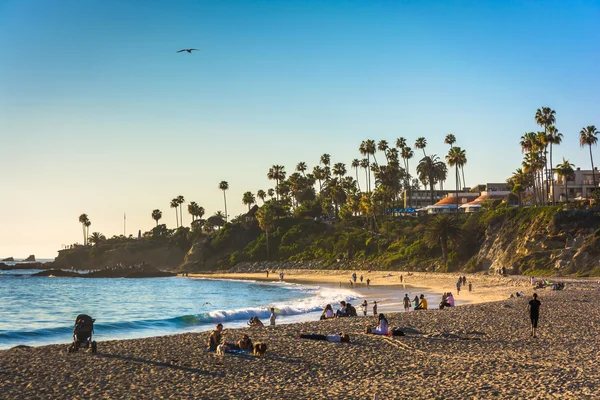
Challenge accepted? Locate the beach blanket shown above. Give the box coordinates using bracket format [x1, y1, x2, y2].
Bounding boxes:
[203, 349, 251, 355]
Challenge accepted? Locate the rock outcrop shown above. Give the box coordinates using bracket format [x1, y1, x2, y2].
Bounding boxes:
[23, 255, 35, 262]
[1, 257, 14, 262]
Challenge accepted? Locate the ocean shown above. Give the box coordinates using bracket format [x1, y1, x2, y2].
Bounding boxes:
[0, 270, 357, 350]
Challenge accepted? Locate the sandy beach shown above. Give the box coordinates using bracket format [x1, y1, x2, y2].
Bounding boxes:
[1, 273, 599, 399]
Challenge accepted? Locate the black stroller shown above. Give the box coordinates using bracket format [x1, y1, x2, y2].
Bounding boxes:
[68, 314, 97, 353]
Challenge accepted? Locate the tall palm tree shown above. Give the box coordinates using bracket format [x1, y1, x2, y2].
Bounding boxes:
[446, 147, 466, 213]
[555, 158, 575, 203]
[151, 209, 162, 226]
[414, 137, 427, 157]
[535, 107, 556, 204]
[351, 159, 361, 192]
[267, 165, 286, 200]
[400, 146, 414, 207]
[377, 140, 389, 163]
[510, 168, 528, 207]
[365, 139, 378, 166]
[196, 206, 205, 220]
[267, 188, 275, 199]
[332, 162, 347, 179]
[84, 220, 91, 245]
[359, 158, 370, 192]
[176, 195, 185, 226]
[170, 198, 179, 227]
[78, 214, 89, 245]
[219, 181, 229, 222]
[546, 125, 563, 203]
[580, 125, 599, 197]
[296, 162, 307, 176]
[395, 137, 407, 151]
[417, 155, 445, 204]
[320, 154, 331, 167]
[520, 132, 542, 205]
[257, 189, 267, 204]
[359, 142, 371, 191]
[444, 134, 456, 148]
[423, 215, 462, 270]
[242, 191, 256, 211]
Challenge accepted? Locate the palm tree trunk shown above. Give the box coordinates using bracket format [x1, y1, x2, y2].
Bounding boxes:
[565, 178, 568, 203]
[544, 146, 550, 205]
[531, 168, 537, 206]
[549, 144, 554, 204]
[455, 167, 459, 214]
[223, 191, 228, 222]
[461, 166, 466, 191]
[590, 145, 597, 198]
[367, 155, 371, 192]
[355, 168, 361, 192]
[82, 225, 86, 246]
[175, 209, 178, 227]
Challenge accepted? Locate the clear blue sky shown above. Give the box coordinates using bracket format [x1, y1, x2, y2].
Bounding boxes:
[1, 0, 599, 258]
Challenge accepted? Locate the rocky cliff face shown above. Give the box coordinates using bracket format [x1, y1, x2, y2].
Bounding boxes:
[476, 209, 600, 275]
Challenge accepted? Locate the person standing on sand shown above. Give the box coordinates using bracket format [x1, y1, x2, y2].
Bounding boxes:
[456, 279, 461, 295]
[373, 301, 378, 316]
[400, 275, 403, 283]
[352, 272, 357, 283]
[270, 308, 276, 326]
[360, 275, 364, 283]
[367, 278, 371, 286]
[468, 282, 472, 292]
[266, 270, 269, 278]
[413, 295, 419, 309]
[362, 300, 368, 316]
[528, 293, 541, 338]
[403, 294, 410, 311]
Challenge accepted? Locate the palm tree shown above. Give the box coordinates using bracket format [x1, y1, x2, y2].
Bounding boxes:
[546, 125, 563, 203]
[510, 168, 529, 207]
[359, 158, 370, 192]
[242, 191, 256, 211]
[520, 132, 542, 205]
[196, 206, 205, 220]
[365, 139, 378, 166]
[423, 215, 462, 270]
[555, 158, 575, 203]
[267, 188, 275, 199]
[580, 126, 599, 197]
[351, 159, 361, 192]
[219, 181, 229, 222]
[400, 146, 414, 207]
[446, 147, 467, 213]
[332, 162, 347, 179]
[257, 189, 267, 204]
[88, 232, 106, 246]
[78, 214, 89, 245]
[296, 162, 307, 176]
[256, 206, 275, 260]
[176, 195, 185, 226]
[377, 140, 389, 163]
[444, 134, 456, 148]
[320, 154, 331, 167]
[170, 198, 179, 227]
[417, 155, 445, 204]
[84, 220, 91, 245]
[267, 165, 286, 200]
[188, 202, 199, 222]
[151, 209, 162, 226]
[535, 107, 556, 204]
[415, 137, 427, 157]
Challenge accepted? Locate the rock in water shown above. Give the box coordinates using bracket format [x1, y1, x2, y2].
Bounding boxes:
[1, 257, 14, 261]
[23, 255, 36, 262]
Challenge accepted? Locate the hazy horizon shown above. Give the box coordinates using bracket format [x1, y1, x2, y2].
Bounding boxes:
[1, 0, 599, 258]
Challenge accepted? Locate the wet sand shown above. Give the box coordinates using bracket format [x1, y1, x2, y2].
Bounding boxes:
[1, 275, 598, 399]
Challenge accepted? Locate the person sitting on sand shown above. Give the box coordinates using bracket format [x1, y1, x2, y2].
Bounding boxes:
[248, 316, 264, 327]
[237, 334, 253, 351]
[415, 294, 428, 310]
[336, 301, 348, 317]
[447, 292, 455, 307]
[413, 295, 420, 309]
[439, 293, 451, 309]
[321, 304, 334, 320]
[207, 323, 224, 351]
[298, 332, 350, 342]
[367, 313, 389, 335]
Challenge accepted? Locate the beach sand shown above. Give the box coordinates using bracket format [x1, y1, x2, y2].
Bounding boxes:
[1, 273, 599, 399]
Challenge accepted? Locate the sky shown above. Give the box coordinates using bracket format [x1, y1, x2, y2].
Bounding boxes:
[1, 0, 599, 258]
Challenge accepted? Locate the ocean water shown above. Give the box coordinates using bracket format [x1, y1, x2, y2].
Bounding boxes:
[0, 271, 357, 349]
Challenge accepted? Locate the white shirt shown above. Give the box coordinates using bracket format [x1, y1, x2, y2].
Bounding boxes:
[325, 309, 334, 318]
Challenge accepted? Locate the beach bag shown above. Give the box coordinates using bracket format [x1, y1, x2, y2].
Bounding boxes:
[391, 328, 405, 337]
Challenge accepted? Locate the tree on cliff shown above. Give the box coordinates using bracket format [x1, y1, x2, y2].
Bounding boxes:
[170, 199, 180, 227]
[256, 205, 275, 261]
[89, 232, 106, 246]
[152, 209, 162, 226]
[446, 146, 467, 213]
[219, 181, 229, 222]
[257, 189, 267, 204]
[546, 125, 563, 204]
[267, 165, 286, 200]
[555, 158, 575, 203]
[78, 214, 89, 245]
[242, 191, 256, 211]
[535, 107, 556, 204]
[580, 126, 598, 197]
[424, 215, 462, 270]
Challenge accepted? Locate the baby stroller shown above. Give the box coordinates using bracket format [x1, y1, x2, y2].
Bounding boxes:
[68, 314, 97, 353]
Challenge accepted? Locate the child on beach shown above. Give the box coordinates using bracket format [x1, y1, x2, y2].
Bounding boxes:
[270, 308, 276, 326]
[362, 300, 368, 316]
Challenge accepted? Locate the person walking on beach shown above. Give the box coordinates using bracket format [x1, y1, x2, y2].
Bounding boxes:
[528, 293, 541, 338]
[403, 294, 410, 311]
[400, 275, 403, 283]
[373, 301, 378, 316]
[266, 270, 269, 278]
[270, 308, 276, 326]
[362, 300, 368, 316]
[360, 275, 364, 283]
[456, 279, 461, 295]
[366, 278, 371, 286]
[468, 282, 472, 292]
[352, 272, 357, 283]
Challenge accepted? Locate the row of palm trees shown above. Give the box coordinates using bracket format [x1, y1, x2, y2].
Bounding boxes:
[515, 106, 598, 205]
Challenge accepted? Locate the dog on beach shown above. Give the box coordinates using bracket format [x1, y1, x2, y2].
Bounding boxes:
[253, 342, 267, 357]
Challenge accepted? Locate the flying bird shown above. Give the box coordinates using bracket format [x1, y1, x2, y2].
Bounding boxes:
[201, 302, 212, 307]
[177, 48, 199, 53]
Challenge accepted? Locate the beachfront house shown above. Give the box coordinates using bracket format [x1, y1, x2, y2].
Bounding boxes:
[426, 192, 479, 214]
[551, 167, 599, 202]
